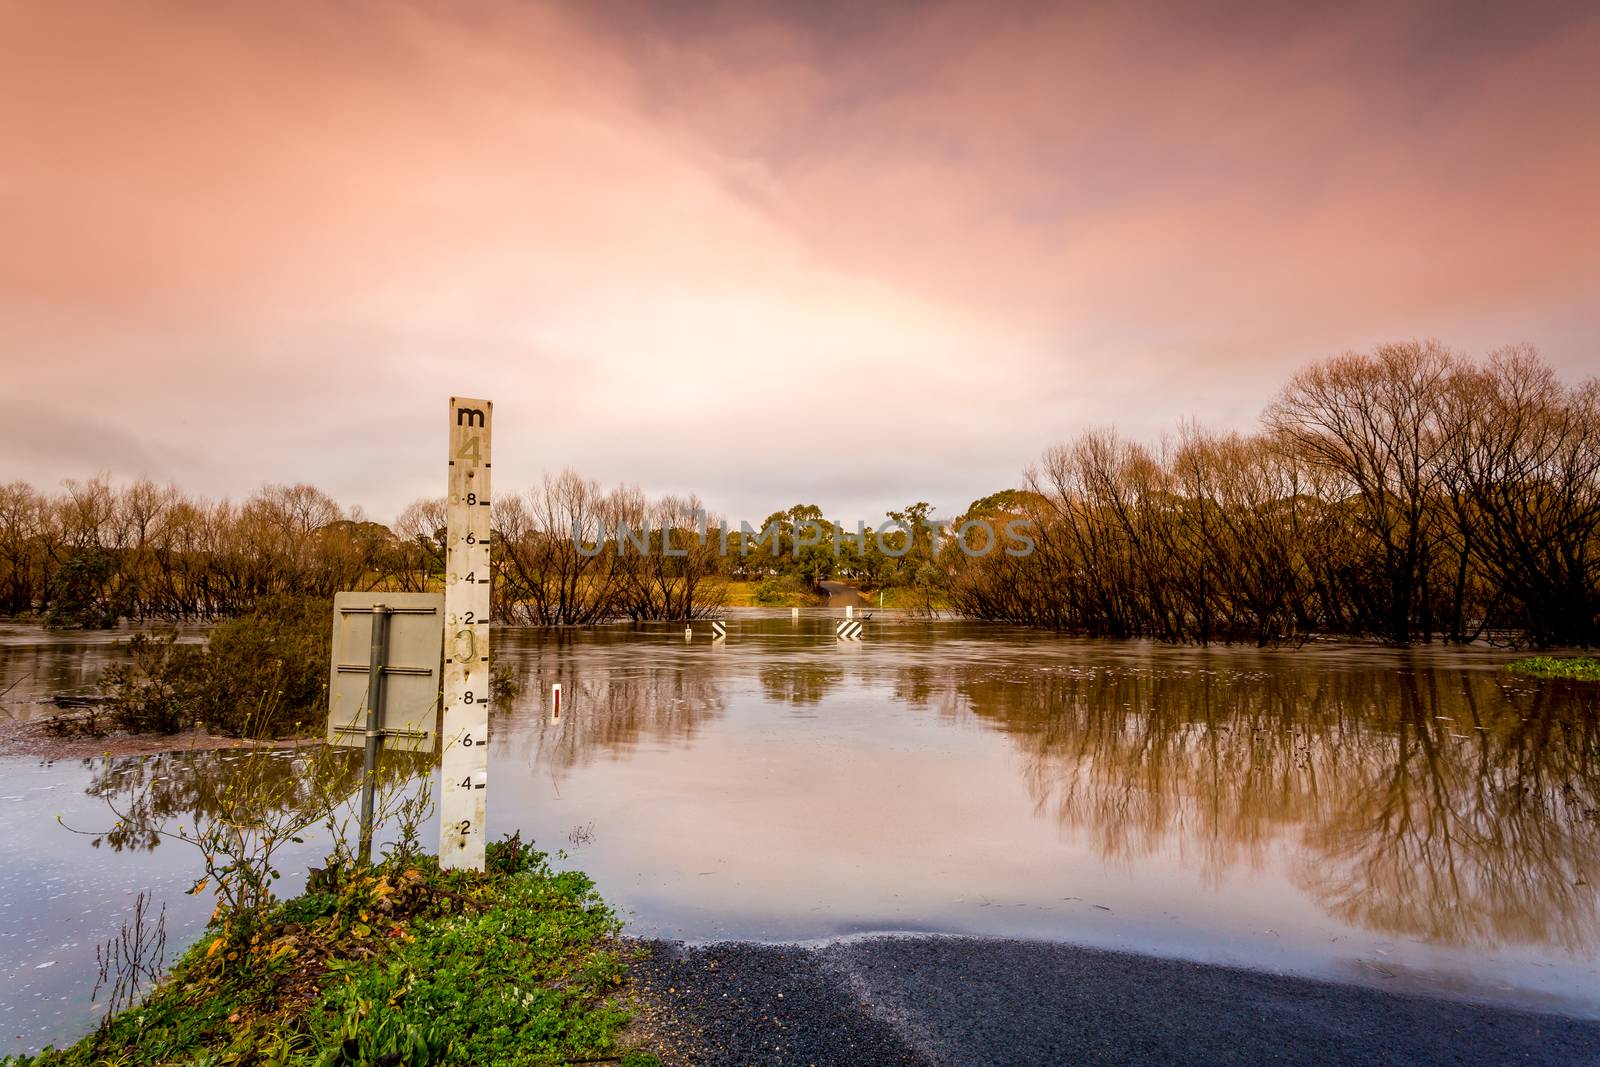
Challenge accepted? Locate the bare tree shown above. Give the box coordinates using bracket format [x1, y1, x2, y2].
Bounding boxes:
[1267, 342, 1457, 644]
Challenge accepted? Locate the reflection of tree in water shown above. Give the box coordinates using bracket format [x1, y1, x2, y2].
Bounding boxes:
[83, 747, 432, 852]
[890, 665, 942, 710]
[505, 641, 730, 772]
[1304, 674, 1600, 950]
[948, 663, 1600, 951]
[758, 664, 843, 707]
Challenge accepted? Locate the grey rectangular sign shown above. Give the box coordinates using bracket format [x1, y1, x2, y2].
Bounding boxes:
[327, 591, 445, 753]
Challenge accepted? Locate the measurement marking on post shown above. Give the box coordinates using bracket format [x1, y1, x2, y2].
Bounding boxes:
[440, 397, 492, 871]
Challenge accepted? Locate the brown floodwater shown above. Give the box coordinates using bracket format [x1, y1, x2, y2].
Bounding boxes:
[2, 612, 1598, 1052]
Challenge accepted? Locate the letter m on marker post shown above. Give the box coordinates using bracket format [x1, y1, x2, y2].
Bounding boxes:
[457, 407, 486, 427]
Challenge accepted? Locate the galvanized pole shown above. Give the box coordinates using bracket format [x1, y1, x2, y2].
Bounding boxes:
[358, 604, 390, 866]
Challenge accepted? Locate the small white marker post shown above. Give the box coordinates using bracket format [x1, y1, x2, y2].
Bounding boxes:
[845, 605, 854, 620]
[550, 683, 562, 724]
[440, 397, 492, 871]
[791, 607, 800, 622]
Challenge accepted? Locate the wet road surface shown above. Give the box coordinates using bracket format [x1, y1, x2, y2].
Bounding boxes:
[632, 935, 1600, 1066]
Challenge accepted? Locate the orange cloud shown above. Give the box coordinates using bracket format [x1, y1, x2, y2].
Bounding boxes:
[1, 1, 1595, 519]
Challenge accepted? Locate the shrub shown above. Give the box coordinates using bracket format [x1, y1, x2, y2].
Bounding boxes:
[204, 595, 329, 733]
[754, 574, 814, 605]
[44, 549, 128, 629]
[103, 596, 331, 737]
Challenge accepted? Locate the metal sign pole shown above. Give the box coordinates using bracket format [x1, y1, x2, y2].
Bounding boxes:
[440, 397, 492, 870]
[357, 604, 391, 865]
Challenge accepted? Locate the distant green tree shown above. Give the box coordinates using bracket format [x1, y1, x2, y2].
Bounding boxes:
[45, 548, 126, 629]
[963, 489, 1042, 518]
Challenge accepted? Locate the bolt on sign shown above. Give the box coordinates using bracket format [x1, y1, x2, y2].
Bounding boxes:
[326, 592, 445, 751]
[440, 397, 493, 871]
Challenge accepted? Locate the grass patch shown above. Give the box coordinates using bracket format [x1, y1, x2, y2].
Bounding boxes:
[721, 579, 825, 608]
[9, 835, 658, 1067]
[1506, 656, 1600, 681]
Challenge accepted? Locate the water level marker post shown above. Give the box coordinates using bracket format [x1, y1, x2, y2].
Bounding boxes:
[440, 397, 493, 871]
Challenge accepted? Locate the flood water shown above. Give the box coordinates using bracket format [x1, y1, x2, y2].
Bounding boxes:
[3, 612, 1599, 1053]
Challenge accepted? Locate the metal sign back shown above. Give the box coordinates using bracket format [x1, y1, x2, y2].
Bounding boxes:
[327, 591, 445, 752]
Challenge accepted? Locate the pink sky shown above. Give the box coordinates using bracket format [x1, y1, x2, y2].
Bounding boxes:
[2, 0, 1597, 523]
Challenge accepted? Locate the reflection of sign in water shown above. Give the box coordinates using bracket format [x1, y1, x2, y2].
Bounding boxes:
[441, 396, 493, 871]
[326, 592, 444, 751]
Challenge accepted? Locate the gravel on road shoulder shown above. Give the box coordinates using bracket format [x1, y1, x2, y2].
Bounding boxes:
[629, 939, 930, 1066]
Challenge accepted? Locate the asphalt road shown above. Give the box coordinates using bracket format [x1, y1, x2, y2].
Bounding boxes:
[630, 935, 1600, 1066]
[816, 580, 872, 608]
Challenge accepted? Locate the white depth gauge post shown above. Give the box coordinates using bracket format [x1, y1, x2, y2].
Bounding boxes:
[440, 397, 493, 870]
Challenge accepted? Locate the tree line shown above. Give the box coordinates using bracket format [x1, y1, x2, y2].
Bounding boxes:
[4, 341, 1593, 643]
[0, 475, 731, 626]
[947, 342, 1600, 646]
[0, 469, 950, 628]
[0, 480, 392, 626]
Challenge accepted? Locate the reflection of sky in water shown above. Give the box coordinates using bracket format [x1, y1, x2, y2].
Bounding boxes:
[4, 613, 1600, 1053]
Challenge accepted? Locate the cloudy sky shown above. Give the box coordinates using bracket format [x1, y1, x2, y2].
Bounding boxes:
[2, 0, 1596, 524]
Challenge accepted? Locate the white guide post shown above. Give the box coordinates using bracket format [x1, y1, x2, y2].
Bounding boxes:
[440, 396, 492, 870]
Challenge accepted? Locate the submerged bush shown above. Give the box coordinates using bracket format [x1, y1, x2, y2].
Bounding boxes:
[103, 595, 331, 737]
